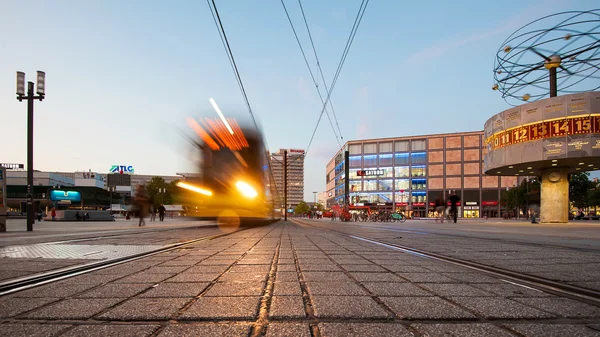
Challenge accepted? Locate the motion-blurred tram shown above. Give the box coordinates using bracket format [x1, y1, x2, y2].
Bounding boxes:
[177, 116, 281, 225]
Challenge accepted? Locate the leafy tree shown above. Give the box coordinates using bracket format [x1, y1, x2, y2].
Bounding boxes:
[145, 177, 174, 207]
[500, 178, 541, 216]
[570, 172, 593, 209]
[315, 203, 325, 211]
[294, 201, 310, 214]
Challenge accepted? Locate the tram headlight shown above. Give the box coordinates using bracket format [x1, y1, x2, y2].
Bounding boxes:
[236, 181, 258, 198]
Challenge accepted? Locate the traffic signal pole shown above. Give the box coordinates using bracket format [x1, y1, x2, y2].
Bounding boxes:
[284, 150, 288, 221]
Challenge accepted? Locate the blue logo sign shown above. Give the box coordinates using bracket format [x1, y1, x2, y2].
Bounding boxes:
[110, 165, 134, 174]
[50, 190, 81, 202]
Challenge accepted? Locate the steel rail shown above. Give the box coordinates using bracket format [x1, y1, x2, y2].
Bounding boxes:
[0, 226, 250, 297]
[292, 219, 600, 307]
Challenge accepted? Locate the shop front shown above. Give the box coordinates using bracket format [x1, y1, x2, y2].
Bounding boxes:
[482, 201, 499, 218]
[463, 201, 479, 218]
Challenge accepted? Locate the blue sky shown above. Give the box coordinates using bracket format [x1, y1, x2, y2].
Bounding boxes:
[1, 0, 597, 200]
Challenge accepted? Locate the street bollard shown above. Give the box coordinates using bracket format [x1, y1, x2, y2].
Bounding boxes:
[0, 207, 7, 232]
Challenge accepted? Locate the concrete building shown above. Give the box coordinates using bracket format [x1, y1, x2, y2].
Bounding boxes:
[326, 131, 517, 218]
[270, 149, 305, 209]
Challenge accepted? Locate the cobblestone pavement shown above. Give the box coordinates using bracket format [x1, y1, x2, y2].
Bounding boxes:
[1, 221, 599, 337]
[301, 219, 600, 292]
[0, 226, 235, 283]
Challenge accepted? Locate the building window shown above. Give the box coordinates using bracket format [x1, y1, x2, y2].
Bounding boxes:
[364, 180, 377, 191]
[394, 153, 409, 165]
[395, 140, 409, 152]
[411, 165, 426, 177]
[363, 143, 377, 154]
[395, 166, 410, 178]
[349, 156, 361, 168]
[380, 167, 394, 178]
[412, 140, 426, 151]
[379, 154, 393, 166]
[411, 152, 426, 165]
[379, 179, 393, 191]
[411, 178, 427, 190]
[350, 181, 362, 192]
[395, 192, 410, 202]
[379, 142, 392, 153]
[412, 191, 427, 202]
[395, 179, 410, 190]
[363, 155, 377, 167]
[377, 193, 393, 203]
[349, 169, 361, 180]
[349, 144, 361, 154]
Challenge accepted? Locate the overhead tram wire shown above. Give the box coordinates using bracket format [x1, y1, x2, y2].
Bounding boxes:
[206, 0, 259, 130]
[305, 0, 370, 155]
[297, 0, 343, 142]
[280, 0, 342, 149]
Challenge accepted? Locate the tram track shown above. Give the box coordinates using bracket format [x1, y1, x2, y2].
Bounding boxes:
[292, 219, 600, 307]
[0, 225, 253, 297]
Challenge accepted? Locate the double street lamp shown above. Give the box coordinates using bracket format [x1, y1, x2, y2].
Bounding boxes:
[108, 186, 116, 212]
[158, 188, 166, 204]
[16, 71, 46, 231]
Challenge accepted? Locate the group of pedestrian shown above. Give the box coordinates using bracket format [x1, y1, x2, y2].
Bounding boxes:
[434, 191, 461, 223]
[133, 185, 167, 227]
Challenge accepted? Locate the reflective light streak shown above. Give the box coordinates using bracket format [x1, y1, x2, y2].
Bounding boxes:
[186, 118, 220, 150]
[176, 182, 213, 196]
[209, 97, 235, 135]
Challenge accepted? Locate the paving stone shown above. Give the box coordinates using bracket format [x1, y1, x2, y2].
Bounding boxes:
[145, 266, 191, 274]
[0, 324, 71, 337]
[0, 270, 36, 280]
[204, 281, 265, 296]
[67, 273, 124, 285]
[311, 296, 391, 319]
[167, 273, 220, 282]
[302, 272, 352, 282]
[219, 271, 268, 282]
[307, 282, 368, 296]
[444, 273, 504, 283]
[341, 264, 387, 272]
[472, 283, 555, 298]
[229, 264, 272, 273]
[98, 298, 189, 320]
[273, 282, 303, 296]
[113, 272, 176, 283]
[412, 323, 516, 337]
[12, 282, 97, 298]
[185, 265, 229, 273]
[75, 283, 154, 298]
[381, 296, 476, 319]
[300, 263, 342, 271]
[157, 324, 251, 336]
[275, 271, 300, 282]
[319, 323, 413, 337]
[349, 272, 405, 282]
[61, 324, 160, 337]
[277, 258, 295, 264]
[23, 298, 122, 319]
[397, 273, 458, 283]
[266, 323, 311, 337]
[269, 296, 306, 319]
[382, 265, 432, 273]
[276, 264, 297, 272]
[362, 282, 432, 297]
[180, 296, 261, 320]
[138, 282, 210, 298]
[504, 324, 600, 337]
[449, 297, 556, 319]
[0, 297, 60, 318]
[419, 283, 496, 297]
[511, 297, 600, 318]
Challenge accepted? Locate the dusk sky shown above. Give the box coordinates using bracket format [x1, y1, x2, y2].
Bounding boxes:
[1, 0, 597, 200]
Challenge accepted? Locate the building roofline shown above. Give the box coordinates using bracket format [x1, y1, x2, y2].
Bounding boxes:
[343, 130, 484, 145]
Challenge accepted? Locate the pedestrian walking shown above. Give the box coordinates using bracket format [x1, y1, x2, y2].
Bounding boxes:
[434, 196, 446, 223]
[134, 185, 150, 227]
[447, 191, 461, 224]
[150, 205, 156, 222]
[158, 204, 166, 221]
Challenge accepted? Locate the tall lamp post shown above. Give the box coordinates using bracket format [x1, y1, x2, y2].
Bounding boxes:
[158, 188, 166, 205]
[313, 191, 317, 209]
[16, 71, 46, 232]
[108, 186, 116, 213]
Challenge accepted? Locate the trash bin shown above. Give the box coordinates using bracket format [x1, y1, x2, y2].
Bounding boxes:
[0, 207, 7, 232]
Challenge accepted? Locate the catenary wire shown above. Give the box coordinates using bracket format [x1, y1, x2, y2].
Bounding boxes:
[305, 0, 370, 155]
[207, 0, 259, 130]
[280, 0, 342, 148]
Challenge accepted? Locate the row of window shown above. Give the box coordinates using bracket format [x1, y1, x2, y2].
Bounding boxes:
[349, 140, 426, 155]
[349, 153, 427, 167]
[350, 179, 427, 192]
[338, 191, 428, 203]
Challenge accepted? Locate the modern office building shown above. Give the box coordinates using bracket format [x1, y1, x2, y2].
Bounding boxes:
[326, 131, 518, 218]
[270, 149, 305, 209]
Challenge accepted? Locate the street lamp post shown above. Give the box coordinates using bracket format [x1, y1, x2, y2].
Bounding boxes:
[16, 71, 46, 232]
[313, 191, 317, 209]
[159, 188, 166, 205]
[108, 186, 116, 213]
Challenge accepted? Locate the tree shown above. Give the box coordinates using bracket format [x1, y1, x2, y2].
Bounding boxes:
[294, 201, 310, 214]
[570, 172, 593, 209]
[500, 178, 541, 217]
[315, 203, 325, 211]
[145, 176, 174, 207]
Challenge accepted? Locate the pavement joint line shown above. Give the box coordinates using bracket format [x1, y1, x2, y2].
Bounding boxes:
[293, 219, 600, 307]
[250, 224, 283, 337]
[299, 226, 401, 323]
[0, 227, 247, 297]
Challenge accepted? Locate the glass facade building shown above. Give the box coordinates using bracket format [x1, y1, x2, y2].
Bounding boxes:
[326, 131, 518, 218]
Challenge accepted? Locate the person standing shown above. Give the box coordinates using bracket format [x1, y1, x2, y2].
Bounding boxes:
[158, 204, 166, 222]
[150, 205, 156, 222]
[51, 207, 56, 221]
[448, 191, 461, 224]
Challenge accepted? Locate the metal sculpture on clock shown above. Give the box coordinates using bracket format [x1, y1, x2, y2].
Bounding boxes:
[493, 10, 600, 106]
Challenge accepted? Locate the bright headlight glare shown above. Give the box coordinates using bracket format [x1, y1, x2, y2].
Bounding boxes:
[236, 181, 258, 198]
[176, 182, 212, 196]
